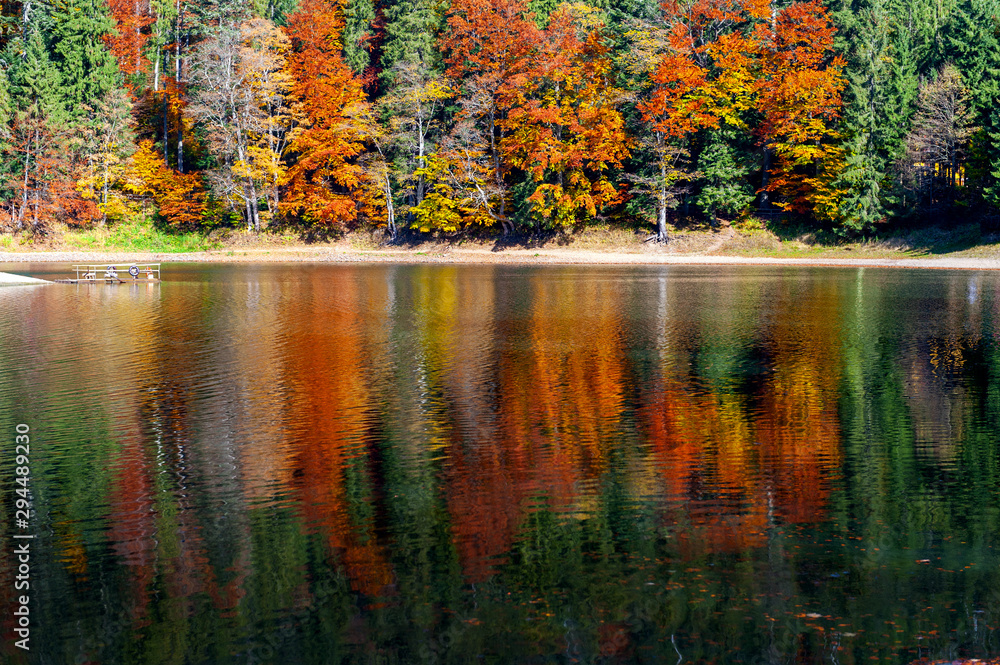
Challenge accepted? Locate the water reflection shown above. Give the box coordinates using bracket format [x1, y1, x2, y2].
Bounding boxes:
[1, 264, 999, 664]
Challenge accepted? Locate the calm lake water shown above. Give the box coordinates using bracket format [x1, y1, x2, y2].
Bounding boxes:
[0, 263, 999, 665]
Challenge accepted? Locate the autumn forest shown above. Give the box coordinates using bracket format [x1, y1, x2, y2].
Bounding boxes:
[1, 0, 998, 239]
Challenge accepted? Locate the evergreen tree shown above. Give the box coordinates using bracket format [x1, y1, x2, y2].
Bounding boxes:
[7, 29, 65, 116]
[44, 0, 121, 118]
[380, 0, 442, 78]
[944, 0, 1000, 208]
[943, 0, 1000, 121]
[343, 0, 377, 77]
[832, 0, 918, 231]
[696, 130, 754, 224]
[835, 131, 884, 231]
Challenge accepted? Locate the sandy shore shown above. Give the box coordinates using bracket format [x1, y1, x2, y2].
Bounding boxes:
[3, 245, 1000, 270]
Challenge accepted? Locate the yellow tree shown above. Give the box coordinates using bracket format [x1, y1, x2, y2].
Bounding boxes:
[758, 0, 846, 218]
[190, 18, 293, 231]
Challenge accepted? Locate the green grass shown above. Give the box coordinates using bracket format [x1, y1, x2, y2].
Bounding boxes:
[63, 218, 221, 253]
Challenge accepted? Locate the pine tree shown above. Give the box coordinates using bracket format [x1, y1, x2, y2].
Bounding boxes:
[44, 0, 122, 118]
[832, 0, 918, 231]
[381, 0, 442, 78]
[343, 0, 377, 78]
[944, 0, 1000, 208]
[834, 131, 883, 231]
[696, 130, 754, 224]
[8, 29, 65, 118]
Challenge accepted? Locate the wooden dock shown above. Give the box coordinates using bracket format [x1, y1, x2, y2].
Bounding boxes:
[54, 263, 161, 284]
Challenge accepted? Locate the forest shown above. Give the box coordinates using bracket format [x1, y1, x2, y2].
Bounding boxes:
[0, 0, 998, 240]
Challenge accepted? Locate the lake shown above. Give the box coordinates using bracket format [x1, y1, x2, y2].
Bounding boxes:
[0, 263, 998, 664]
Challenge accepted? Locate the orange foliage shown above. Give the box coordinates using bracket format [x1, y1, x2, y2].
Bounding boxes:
[641, 280, 842, 556]
[103, 0, 154, 88]
[125, 140, 207, 227]
[759, 1, 846, 215]
[281, 0, 379, 228]
[441, 0, 539, 97]
[500, 5, 631, 225]
[444, 274, 629, 581]
[639, 0, 844, 218]
[283, 272, 395, 599]
[639, 0, 770, 138]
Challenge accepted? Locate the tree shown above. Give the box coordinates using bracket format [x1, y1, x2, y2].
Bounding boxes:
[45, 0, 122, 118]
[380, 0, 442, 79]
[943, 0, 1000, 209]
[380, 59, 451, 218]
[3, 29, 76, 232]
[500, 3, 631, 227]
[831, 0, 918, 232]
[103, 0, 155, 89]
[440, 0, 541, 232]
[696, 128, 754, 222]
[758, 1, 846, 218]
[123, 139, 208, 226]
[281, 0, 381, 228]
[902, 63, 975, 210]
[636, 0, 767, 239]
[76, 87, 137, 225]
[410, 103, 507, 231]
[190, 17, 292, 231]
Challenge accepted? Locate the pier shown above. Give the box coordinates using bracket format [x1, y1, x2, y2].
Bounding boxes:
[54, 264, 161, 284]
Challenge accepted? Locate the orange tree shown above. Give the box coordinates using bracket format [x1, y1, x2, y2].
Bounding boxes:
[500, 4, 631, 228]
[438, 0, 540, 233]
[636, 0, 845, 232]
[636, 0, 768, 239]
[280, 0, 382, 229]
[123, 139, 207, 227]
[758, 0, 846, 219]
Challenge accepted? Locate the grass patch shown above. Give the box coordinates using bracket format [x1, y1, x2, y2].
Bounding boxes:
[63, 218, 221, 253]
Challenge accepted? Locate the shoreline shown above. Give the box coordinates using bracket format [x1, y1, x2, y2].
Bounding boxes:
[4, 246, 1000, 270]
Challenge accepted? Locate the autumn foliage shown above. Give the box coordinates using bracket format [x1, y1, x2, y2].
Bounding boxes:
[281, 0, 379, 228]
[1, 0, 861, 237]
[639, 0, 844, 219]
[103, 0, 153, 88]
[125, 140, 207, 227]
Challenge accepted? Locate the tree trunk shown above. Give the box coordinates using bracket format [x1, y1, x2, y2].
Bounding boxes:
[417, 113, 426, 206]
[163, 93, 170, 164]
[760, 146, 772, 210]
[102, 165, 110, 226]
[657, 189, 668, 242]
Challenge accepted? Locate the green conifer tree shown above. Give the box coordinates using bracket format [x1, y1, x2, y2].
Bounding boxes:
[344, 0, 377, 76]
[696, 130, 754, 224]
[44, 0, 121, 118]
[832, 0, 918, 232]
[380, 0, 442, 79]
[8, 30, 65, 117]
[944, 0, 1000, 208]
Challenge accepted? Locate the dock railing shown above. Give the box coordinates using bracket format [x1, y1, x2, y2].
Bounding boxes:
[72, 263, 161, 282]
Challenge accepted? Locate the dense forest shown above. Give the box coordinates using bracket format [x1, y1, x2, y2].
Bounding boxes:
[0, 0, 998, 239]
